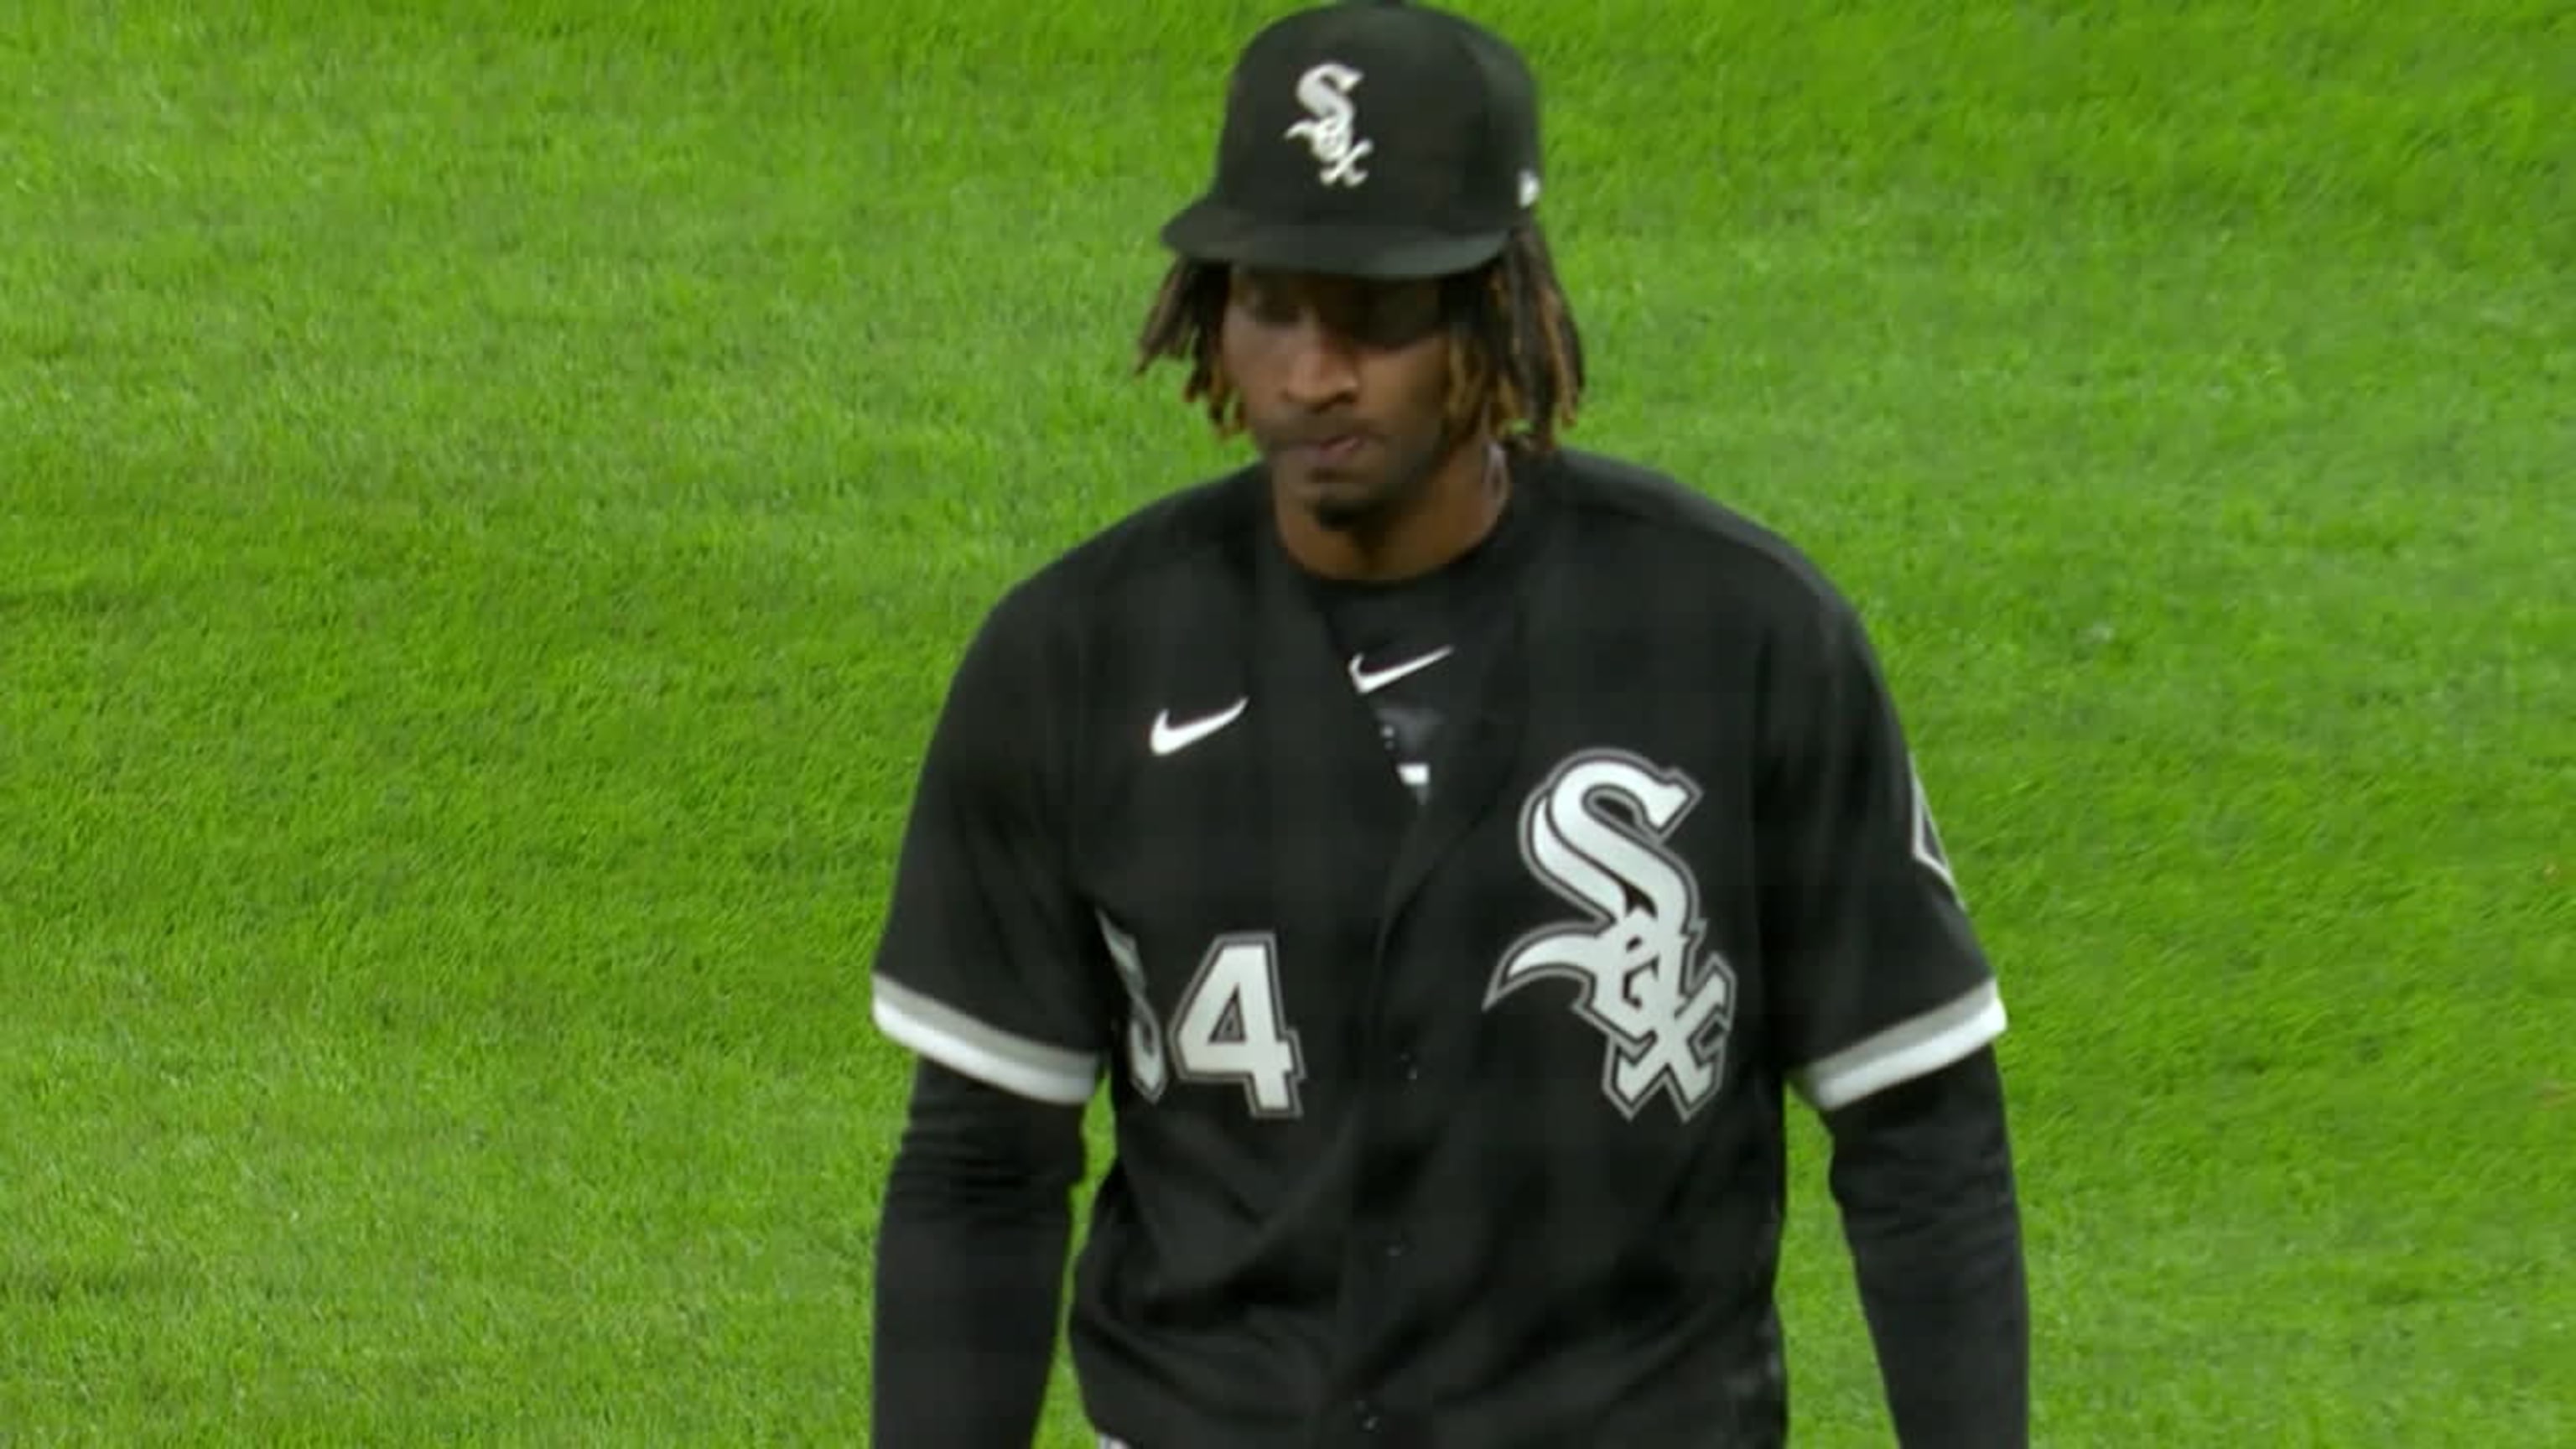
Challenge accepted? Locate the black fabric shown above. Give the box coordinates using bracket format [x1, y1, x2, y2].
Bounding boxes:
[1754, 574, 1997, 1109]
[870, 448, 2021, 1447]
[870, 577, 1116, 1103]
[872, 1060, 1088, 1449]
[1306, 469, 1531, 804]
[1161, 3, 1545, 279]
[1826, 1048, 2029, 1448]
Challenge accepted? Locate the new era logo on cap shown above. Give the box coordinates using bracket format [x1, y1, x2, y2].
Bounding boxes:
[1161, 2, 1545, 280]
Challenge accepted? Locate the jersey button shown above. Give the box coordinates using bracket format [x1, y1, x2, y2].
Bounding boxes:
[1383, 1233, 1409, 1260]
[1353, 1401, 1383, 1433]
[1394, 1051, 1420, 1083]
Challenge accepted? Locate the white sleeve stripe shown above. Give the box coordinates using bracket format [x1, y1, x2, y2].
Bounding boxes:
[1791, 979, 2007, 1113]
[871, 978, 1100, 1107]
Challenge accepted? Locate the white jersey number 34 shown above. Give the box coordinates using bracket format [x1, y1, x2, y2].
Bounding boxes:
[1099, 919, 1306, 1119]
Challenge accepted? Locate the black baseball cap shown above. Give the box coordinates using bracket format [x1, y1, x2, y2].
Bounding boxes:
[1159, 1, 1545, 280]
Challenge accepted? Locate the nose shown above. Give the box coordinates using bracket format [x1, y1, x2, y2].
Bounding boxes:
[1280, 313, 1360, 410]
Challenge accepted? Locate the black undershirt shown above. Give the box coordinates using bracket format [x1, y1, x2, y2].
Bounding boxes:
[872, 1060, 1083, 1449]
[1302, 461, 1534, 806]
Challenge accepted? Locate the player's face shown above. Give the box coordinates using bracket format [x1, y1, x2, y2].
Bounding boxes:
[1220, 267, 1455, 532]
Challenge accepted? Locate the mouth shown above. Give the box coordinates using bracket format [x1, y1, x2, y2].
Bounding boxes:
[1288, 433, 1371, 470]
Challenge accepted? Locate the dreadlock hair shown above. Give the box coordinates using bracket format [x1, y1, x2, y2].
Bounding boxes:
[1131, 222, 1587, 454]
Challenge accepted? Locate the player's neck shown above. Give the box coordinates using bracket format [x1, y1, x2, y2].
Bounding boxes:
[1274, 435, 1508, 584]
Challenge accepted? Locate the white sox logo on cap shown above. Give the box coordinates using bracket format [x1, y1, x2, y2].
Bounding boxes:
[1285, 62, 1373, 188]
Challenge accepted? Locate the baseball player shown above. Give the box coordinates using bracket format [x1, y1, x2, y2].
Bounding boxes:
[869, 3, 2029, 1446]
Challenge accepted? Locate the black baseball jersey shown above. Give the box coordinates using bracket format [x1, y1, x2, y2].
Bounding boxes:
[870, 447, 2005, 1448]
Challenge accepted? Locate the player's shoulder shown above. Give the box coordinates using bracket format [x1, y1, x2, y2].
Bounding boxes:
[976, 465, 1265, 647]
[1539, 446, 1862, 630]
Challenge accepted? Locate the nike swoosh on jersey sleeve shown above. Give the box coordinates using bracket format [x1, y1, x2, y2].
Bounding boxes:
[873, 976, 1102, 1106]
[1789, 979, 2007, 1114]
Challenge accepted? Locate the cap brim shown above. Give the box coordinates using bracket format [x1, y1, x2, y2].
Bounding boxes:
[1159, 197, 1509, 280]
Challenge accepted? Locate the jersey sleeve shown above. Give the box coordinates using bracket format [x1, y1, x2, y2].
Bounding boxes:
[870, 586, 1112, 1107]
[1758, 590, 2005, 1114]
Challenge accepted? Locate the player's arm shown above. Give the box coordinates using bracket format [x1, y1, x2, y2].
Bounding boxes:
[875, 1060, 1086, 1448]
[1821, 1047, 2026, 1448]
[1759, 590, 2029, 1449]
[867, 586, 1112, 1448]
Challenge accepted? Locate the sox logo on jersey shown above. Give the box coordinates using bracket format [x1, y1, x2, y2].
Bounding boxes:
[1488, 749, 1737, 1121]
[1284, 62, 1373, 188]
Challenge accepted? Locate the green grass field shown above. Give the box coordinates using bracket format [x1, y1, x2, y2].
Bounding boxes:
[3, 0, 2568, 1442]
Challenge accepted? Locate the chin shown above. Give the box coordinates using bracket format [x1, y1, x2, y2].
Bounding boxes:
[1306, 496, 1384, 533]
[1284, 470, 1391, 532]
